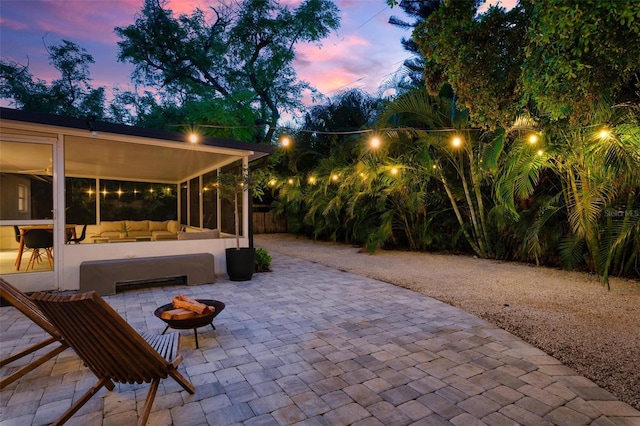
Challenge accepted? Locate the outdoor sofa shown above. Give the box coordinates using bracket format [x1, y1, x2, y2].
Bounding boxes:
[91, 220, 181, 241]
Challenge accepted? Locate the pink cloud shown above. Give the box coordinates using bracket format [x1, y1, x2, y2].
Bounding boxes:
[478, 0, 518, 13]
[0, 17, 28, 31]
[292, 1, 411, 96]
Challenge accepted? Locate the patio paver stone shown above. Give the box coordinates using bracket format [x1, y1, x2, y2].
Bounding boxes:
[1, 253, 639, 425]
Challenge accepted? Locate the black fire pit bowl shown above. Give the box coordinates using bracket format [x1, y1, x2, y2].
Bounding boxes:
[154, 299, 225, 348]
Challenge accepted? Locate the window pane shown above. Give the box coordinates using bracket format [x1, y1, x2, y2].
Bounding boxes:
[189, 177, 199, 227]
[65, 177, 97, 225]
[0, 141, 53, 220]
[220, 162, 243, 236]
[202, 170, 217, 229]
[100, 180, 177, 221]
[180, 182, 187, 226]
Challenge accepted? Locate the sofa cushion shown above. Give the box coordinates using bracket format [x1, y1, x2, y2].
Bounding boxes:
[177, 229, 219, 240]
[100, 232, 121, 238]
[128, 231, 150, 237]
[167, 220, 180, 233]
[126, 220, 149, 232]
[149, 220, 168, 231]
[152, 231, 177, 241]
[100, 221, 124, 233]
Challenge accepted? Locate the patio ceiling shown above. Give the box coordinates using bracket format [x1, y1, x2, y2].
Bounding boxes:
[0, 108, 274, 183]
[1, 137, 241, 183]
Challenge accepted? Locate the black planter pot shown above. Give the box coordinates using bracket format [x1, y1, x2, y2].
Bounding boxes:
[225, 247, 256, 281]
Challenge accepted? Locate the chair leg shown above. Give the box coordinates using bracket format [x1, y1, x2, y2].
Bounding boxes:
[25, 250, 38, 271]
[45, 248, 53, 270]
[168, 369, 196, 394]
[33, 248, 43, 264]
[138, 378, 160, 426]
[1, 337, 58, 367]
[0, 341, 67, 389]
[52, 377, 111, 426]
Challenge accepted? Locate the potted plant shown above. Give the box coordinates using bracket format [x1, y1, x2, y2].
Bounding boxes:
[217, 167, 256, 281]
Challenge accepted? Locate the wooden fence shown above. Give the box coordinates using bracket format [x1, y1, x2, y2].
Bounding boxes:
[252, 205, 287, 234]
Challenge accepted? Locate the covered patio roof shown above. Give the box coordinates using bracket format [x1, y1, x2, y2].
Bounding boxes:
[0, 107, 274, 182]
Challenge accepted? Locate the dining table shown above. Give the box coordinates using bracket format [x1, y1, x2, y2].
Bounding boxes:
[15, 224, 77, 271]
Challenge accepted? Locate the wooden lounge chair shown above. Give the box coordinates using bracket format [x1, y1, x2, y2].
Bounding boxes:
[0, 278, 68, 389]
[31, 291, 195, 426]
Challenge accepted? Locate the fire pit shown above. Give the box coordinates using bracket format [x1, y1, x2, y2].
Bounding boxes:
[154, 299, 225, 348]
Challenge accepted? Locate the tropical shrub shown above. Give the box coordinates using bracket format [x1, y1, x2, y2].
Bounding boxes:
[255, 248, 272, 272]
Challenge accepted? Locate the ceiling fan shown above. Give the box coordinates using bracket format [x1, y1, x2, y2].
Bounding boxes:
[17, 160, 53, 182]
[18, 159, 53, 175]
[18, 166, 52, 175]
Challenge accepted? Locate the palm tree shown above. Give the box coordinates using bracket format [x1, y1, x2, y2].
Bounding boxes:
[496, 105, 640, 285]
[375, 89, 504, 258]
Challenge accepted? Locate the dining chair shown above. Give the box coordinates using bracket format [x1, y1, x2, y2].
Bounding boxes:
[23, 229, 54, 271]
[12, 226, 32, 268]
[66, 224, 87, 244]
[13, 226, 21, 244]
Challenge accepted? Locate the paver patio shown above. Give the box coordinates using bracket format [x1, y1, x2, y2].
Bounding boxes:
[1, 253, 639, 425]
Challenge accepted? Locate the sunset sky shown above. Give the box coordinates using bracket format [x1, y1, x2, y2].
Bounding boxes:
[1, 1, 413, 102]
[0, 0, 516, 107]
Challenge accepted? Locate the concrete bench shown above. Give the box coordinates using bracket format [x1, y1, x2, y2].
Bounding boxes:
[79, 253, 215, 295]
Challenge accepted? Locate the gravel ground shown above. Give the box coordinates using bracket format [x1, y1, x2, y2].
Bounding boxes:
[255, 233, 640, 411]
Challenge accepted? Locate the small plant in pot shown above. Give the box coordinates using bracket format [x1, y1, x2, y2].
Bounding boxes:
[218, 167, 256, 281]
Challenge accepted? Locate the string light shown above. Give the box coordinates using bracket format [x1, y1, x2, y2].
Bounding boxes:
[178, 123, 615, 142]
[451, 136, 463, 147]
[390, 167, 398, 175]
[598, 128, 611, 139]
[308, 176, 316, 184]
[331, 174, 339, 182]
[537, 149, 544, 156]
[370, 137, 381, 148]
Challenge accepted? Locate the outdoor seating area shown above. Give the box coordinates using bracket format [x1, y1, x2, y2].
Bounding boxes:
[0, 108, 274, 290]
[1, 253, 639, 425]
[89, 220, 181, 241]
